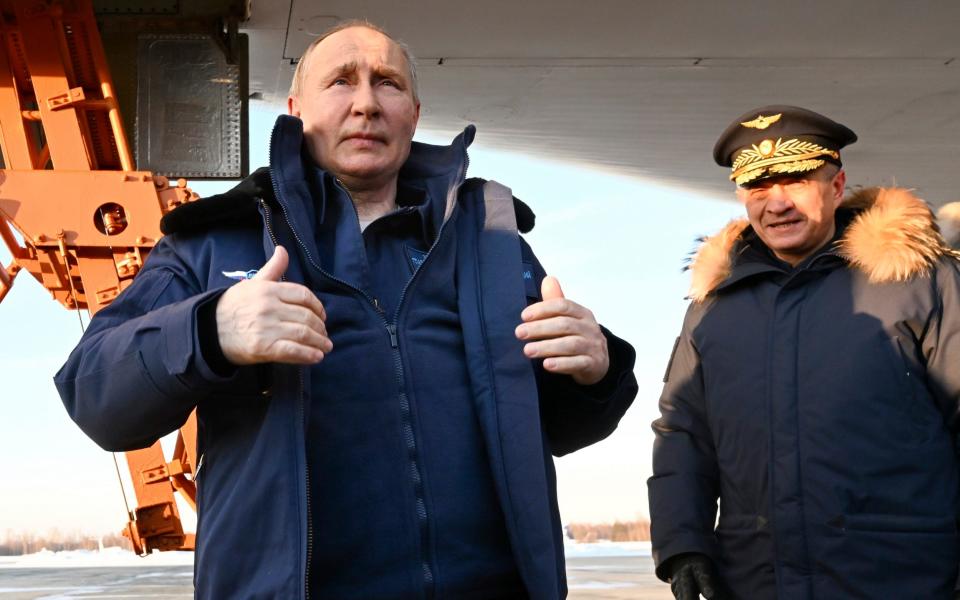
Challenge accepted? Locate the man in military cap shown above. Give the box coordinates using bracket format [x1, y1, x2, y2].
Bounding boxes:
[649, 105, 960, 599]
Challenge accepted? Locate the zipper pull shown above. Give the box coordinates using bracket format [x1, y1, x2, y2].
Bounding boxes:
[373, 297, 383, 313]
[386, 324, 398, 348]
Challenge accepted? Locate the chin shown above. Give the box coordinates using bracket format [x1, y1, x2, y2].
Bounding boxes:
[338, 161, 400, 182]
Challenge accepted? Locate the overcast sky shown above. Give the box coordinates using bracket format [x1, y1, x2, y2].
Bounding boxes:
[0, 105, 743, 538]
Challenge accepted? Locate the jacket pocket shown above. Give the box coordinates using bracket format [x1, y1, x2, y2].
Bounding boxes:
[821, 513, 959, 598]
[833, 512, 956, 534]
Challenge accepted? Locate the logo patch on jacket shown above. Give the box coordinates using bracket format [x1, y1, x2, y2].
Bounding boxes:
[522, 261, 537, 297]
[405, 246, 428, 273]
[222, 269, 258, 281]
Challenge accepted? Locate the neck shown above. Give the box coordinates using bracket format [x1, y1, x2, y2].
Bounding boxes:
[772, 222, 837, 267]
[340, 177, 398, 221]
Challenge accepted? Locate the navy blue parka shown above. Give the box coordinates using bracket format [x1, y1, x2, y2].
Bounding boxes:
[650, 187, 960, 599]
[55, 116, 637, 599]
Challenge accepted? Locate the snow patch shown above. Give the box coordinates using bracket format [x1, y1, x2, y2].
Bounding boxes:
[563, 540, 651, 558]
[0, 547, 195, 569]
[569, 580, 636, 590]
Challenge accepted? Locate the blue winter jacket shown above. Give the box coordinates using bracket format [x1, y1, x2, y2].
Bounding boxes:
[650, 187, 960, 599]
[55, 115, 637, 599]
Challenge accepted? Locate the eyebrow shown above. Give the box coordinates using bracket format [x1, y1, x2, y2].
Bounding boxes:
[322, 61, 407, 85]
[325, 61, 359, 81]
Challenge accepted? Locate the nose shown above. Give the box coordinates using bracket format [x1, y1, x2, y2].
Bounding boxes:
[765, 184, 795, 213]
[351, 81, 381, 118]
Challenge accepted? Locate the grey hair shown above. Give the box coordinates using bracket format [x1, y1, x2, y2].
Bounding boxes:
[288, 19, 419, 102]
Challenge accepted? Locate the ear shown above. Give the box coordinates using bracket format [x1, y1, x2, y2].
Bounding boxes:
[288, 95, 301, 117]
[831, 169, 847, 207]
[412, 101, 421, 132]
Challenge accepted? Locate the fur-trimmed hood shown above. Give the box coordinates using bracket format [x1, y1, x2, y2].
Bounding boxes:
[688, 187, 958, 302]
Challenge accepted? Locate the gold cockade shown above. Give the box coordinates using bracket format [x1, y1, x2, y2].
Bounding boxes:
[740, 113, 782, 130]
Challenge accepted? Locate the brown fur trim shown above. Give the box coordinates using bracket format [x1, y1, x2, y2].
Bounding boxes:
[937, 201, 960, 249]
[837, 188, 945, 284]
[689, 187, 953, 300]
[688, 219, 749, 302]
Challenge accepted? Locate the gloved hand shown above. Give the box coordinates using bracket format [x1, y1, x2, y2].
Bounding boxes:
[666, 553, 729, 600]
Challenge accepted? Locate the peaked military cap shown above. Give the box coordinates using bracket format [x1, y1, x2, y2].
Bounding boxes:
[713, 105, 857, 186]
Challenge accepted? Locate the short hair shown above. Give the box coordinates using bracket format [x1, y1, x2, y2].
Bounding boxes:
[812, 162, 841, 181]
[288, 19, 419, 102]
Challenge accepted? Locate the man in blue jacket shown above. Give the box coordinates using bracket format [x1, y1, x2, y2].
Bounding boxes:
[650, 105, 960, 599]
[55, 20, 637, 599]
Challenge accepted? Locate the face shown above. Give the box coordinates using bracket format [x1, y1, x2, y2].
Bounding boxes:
[288, 27, 420, 191]
[736, 167, 846, 266]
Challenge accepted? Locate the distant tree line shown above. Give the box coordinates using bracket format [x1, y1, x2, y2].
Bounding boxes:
[0, 529, 132, 555]
[565, 519, 651, 542]
[0, 520, 650, 555]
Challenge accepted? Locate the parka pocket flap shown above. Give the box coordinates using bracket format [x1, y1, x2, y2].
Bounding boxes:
[834, 513, 956, 534]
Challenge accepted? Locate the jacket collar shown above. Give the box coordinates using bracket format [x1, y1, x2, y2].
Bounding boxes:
[688, 187, 957, 302]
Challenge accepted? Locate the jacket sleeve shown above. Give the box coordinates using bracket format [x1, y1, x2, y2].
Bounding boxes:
[921, 258, 960, 593]
[925, 257, 960, 434]
[648, 302, 720, 581]
[53, 235, 237, 452]
[520, 238, 638, 456]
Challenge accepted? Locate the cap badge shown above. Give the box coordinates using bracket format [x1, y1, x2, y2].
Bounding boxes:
[758, 139, 775, 157]
[740, 113, 782, 130]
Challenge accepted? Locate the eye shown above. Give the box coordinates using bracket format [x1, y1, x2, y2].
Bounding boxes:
[380, 79, 399, 88]
[784, 180, 809, 191]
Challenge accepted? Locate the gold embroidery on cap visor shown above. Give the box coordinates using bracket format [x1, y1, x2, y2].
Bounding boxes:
[740, 113, 782, 130]
[730, 137, 839, 185]
[735, 159, 827, 185]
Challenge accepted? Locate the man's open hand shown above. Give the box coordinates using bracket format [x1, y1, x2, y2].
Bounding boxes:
[514, 276, 609, 385]
[216, 246, 332, 365]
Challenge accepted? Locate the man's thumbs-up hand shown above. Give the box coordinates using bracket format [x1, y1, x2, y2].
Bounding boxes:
[251, 244, 290, 282]
[540, 275, 564, 301]
[515, 275, 609, 385]
[216, 246, 333, 365]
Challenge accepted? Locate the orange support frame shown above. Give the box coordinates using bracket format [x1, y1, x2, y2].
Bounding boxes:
[0, 0, 200, 554]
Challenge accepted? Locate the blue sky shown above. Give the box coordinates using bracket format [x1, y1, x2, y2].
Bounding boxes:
[0, 105, 744, 537]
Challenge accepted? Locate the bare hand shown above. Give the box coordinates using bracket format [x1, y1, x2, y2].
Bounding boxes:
[216, 246, 332, 365]
[514, 276, 609, 385]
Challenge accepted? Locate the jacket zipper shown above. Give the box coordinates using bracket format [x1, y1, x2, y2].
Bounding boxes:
[269, 171, 465, 598]
[261, 197, 311, 600]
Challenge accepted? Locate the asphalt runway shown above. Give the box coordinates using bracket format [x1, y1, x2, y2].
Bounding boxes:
[0, 556, 673, 599]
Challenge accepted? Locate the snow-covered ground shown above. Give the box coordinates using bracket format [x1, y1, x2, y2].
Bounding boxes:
[563, 540, 651, 558]
[0, 541, 649, 569]
[0, 546, 194, 569]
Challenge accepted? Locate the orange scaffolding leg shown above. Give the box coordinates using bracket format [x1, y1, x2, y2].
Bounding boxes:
[0, 0, 200, 554]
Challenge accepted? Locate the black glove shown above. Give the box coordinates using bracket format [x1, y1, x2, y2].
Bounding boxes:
[666, 553, 728, 600]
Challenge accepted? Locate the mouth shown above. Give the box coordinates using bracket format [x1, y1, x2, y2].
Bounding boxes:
[343, 133, 386, 144]
[766, 218, 803, 231]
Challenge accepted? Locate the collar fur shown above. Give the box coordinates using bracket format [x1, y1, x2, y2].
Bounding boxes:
[688, 187, 957, 302]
